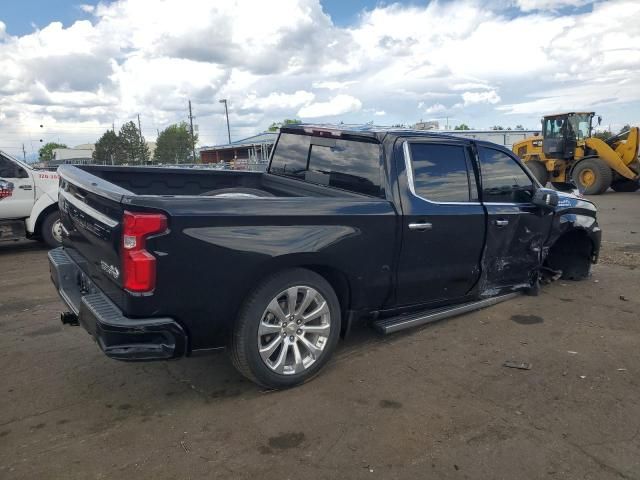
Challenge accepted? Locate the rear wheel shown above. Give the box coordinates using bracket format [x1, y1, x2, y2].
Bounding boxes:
[571, 158, 612, 195]
[40, 210, 63, 248]
[230, 268, 341, 389]
[611, 179, 640, 192]
[525, 160, 550, 186]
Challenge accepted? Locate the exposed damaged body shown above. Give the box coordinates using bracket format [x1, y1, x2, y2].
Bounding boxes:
[48, 125, 600, 388]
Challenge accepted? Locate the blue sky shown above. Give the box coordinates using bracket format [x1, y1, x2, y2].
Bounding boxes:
[0, 0, 638, 157]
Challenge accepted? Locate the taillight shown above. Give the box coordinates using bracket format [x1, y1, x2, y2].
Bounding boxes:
[122, 211, 167, 293]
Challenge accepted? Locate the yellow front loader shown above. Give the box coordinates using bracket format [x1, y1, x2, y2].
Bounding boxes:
[513, 112, 640, 194]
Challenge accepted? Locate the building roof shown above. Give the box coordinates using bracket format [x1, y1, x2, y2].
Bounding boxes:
[200, 132, 277, 152]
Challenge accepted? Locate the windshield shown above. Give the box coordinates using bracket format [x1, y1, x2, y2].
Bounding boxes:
[568, 113, 592, 140]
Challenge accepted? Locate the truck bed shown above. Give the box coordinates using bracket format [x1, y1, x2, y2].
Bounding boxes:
[56, 164, 398, 353]
[77, 165, 362, 198]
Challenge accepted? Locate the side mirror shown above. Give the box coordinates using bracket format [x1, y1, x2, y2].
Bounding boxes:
[597, 116, 602, 126]
[532, 188, 559, 209]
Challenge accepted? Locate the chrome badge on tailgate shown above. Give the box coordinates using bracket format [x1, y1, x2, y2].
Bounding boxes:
[100, 261, 120, 280]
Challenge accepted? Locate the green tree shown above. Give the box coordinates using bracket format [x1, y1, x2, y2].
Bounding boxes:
[268, 118, 302, 132]
[93, 130, 122, 165]
[491, 125, 504, 130]
[454, 124, 470, 130]
[118, 121, 149, 164]
[515, 124, 524, 130]
[38, 142, 67, 162]
[593, 130, 612, 141]
[153, 122, 198, 164]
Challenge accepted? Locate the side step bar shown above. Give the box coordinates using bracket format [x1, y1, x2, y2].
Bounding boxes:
[373, 293, 520, 334]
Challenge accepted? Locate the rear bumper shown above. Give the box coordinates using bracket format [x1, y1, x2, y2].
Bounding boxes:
[48, 247, 187, 361]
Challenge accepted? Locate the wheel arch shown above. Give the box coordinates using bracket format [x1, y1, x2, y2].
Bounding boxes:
[240, 254, 353, 335]
[31, 202, 59, 238]
[544, 227, 596, 280]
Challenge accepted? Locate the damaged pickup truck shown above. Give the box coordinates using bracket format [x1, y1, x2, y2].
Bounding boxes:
[49, 125, 601, 388]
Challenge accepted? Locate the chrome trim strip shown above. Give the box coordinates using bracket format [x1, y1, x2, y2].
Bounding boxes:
[402, 141, 481, 206]
[60, 189, 118, 228]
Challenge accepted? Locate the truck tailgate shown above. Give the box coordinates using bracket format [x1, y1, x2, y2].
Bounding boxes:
[58, 165, 129, 305]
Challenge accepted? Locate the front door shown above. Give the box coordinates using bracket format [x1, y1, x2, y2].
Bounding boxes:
[477, 145, 554, 289]
[395, 139, 486, 307]
[0, 154, 34, 219]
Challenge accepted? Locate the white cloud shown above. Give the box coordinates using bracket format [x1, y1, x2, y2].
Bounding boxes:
[462, 90, 501, 106]
[0, 0, 638, 156]
[298, 94, 362, 118]
[312, 80, 357, 90]
[423, 103, 447, 114]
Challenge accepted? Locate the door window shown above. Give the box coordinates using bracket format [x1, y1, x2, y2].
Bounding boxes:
[409, 143, 475, 202]
[478, 147, 534, 203]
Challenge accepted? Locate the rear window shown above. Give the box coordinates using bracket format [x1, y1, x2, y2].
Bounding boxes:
[270, 133, 383, 197]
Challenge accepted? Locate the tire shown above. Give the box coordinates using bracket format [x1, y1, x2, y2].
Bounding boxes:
[526, 160, 549, 186]
[199, 187, 274, 198]
[230, 268, 341, 389]
[571, 158, 612, 195]
[611, 179, 640, 192]
[40, 210, 63, 248]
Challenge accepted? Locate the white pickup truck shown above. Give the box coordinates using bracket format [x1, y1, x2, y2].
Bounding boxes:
[0, 150, 61, 247]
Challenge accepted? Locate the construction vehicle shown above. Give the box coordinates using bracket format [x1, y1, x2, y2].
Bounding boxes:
[512, 112, 640, 194]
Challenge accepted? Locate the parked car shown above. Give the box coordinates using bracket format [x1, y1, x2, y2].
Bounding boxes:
[49, 125, 601, 388]
[0, 151, 61, 247]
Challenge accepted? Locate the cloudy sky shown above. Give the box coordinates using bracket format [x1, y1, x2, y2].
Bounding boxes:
[0, 0, 639, 160]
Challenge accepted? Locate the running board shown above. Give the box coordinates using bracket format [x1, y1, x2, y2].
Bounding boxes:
[373, 293, 520, 334]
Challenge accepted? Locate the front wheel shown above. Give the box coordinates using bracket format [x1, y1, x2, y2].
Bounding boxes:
[571, 158, 612, 195]
[230, 268, 341, 389]
[40, 210, 63, 248]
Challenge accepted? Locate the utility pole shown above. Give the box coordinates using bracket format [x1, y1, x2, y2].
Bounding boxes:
[22, 144, 26, 161]
[219, 99, 231, 144]
[188, 100, 197, 163]
[137, 114, 146, 164]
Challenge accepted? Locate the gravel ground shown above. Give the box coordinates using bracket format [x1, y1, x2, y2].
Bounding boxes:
[0, 192, 639, 480]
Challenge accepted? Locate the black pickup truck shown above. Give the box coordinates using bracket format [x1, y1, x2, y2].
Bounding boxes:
[49, 125, 601, 388]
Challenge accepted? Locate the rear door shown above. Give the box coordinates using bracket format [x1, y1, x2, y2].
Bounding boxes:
[477, 145, 554, 289]
[0, 154, 34, 219]
[395, 138, 486, 307]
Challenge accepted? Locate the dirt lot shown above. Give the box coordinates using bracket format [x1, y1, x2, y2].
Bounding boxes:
[1, 192, 639, 480]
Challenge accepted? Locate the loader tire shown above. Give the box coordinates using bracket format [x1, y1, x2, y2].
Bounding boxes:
[611, 179, 640, 192]
[571, 158, 612, 195]
[526, 160, 549, 186]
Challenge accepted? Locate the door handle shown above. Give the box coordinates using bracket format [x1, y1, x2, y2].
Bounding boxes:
[494, 219, 509, 227]
[408, 222, 432, 231]
[19, 185, 33, 190]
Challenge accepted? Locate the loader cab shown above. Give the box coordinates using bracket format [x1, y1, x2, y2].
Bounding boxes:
[542, 112, 594, 160]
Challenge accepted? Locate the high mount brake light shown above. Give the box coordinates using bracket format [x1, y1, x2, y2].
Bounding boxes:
[302, 127, 342, 137]
[122, 211, 167, 293]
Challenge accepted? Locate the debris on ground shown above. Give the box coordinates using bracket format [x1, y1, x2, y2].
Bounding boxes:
[567, 351, 578, 355]
[503, 361, 532, 370]
[579, 375, 587, 379]
[619, 295, 628, 301]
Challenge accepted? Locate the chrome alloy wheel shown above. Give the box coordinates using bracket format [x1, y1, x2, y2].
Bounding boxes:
[257, 286, 331, 375]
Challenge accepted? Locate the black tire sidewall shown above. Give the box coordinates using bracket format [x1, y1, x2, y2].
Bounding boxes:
[234, 269, 341, 389]
[41, 210, 62, 248]
[526, 161, 549, 186]
[571, 158, 612, 195]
